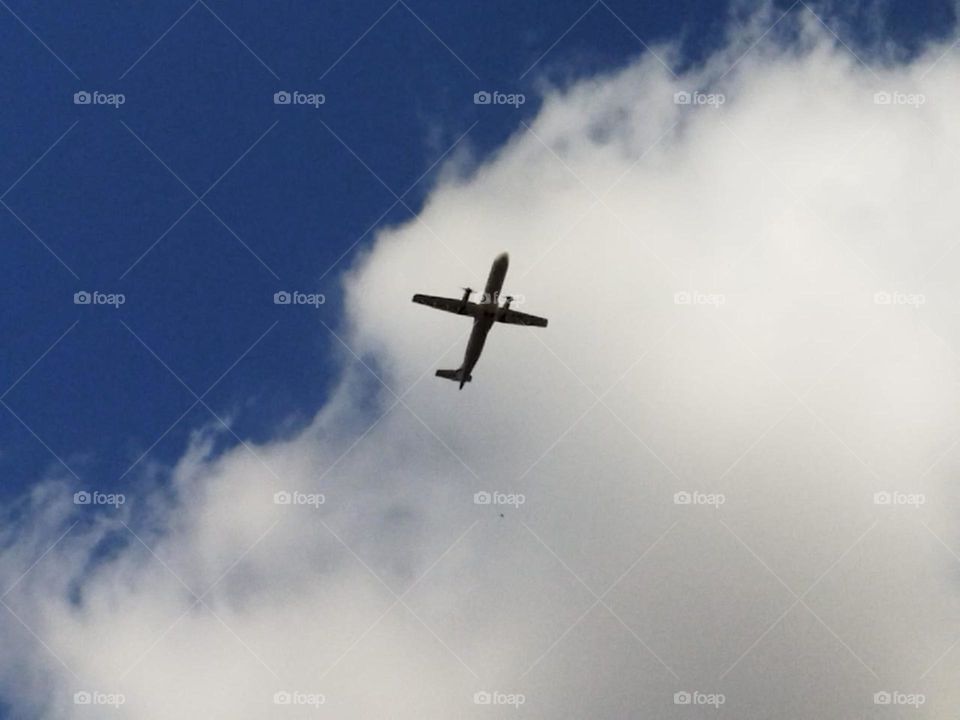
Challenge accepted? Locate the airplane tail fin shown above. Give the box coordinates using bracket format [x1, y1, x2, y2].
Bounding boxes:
[436, 368, 471, 389]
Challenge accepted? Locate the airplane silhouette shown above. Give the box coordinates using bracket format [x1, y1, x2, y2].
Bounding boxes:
[412, 253, 548, 389]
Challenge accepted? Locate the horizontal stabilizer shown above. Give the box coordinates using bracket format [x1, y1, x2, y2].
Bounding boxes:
[436, 368, 471, 383]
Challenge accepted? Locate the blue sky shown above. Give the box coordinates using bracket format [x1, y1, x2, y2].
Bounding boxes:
[0, 0, 952, 513]
[0, 0, 737, 501]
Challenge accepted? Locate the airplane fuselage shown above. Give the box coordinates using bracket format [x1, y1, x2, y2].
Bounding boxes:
[460, 252, 509, 384]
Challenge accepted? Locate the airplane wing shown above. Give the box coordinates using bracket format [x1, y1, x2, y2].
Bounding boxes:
[412, 294, 477, 316]
[496, 309, 549, 327]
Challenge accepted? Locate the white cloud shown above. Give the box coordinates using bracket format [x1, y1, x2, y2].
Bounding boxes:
[5, 7, 960, 717]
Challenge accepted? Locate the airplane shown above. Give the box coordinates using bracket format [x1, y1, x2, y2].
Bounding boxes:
[412, 252, 548, 389]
